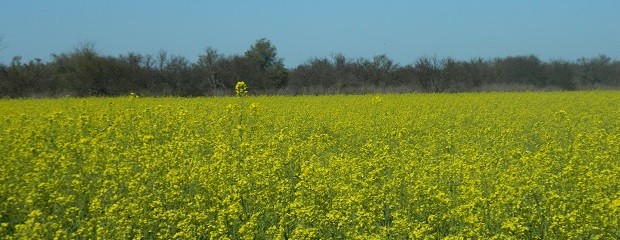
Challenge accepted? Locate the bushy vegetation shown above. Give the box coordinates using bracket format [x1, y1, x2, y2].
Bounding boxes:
[1, 38, 619, 98]
[1, 91, 619, 238]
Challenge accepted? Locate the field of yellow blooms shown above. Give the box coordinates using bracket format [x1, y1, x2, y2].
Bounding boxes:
[1, 91, 620, 239]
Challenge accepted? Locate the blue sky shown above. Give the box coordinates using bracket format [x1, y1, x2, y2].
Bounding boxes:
[1, 1, 619, 67]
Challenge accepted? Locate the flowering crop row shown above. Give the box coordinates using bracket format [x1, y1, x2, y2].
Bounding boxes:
[1, 91, 619, 239]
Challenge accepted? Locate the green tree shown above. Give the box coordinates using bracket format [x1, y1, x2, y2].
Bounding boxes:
[245, 38, 279, 70]
[244, 38, 288, 90]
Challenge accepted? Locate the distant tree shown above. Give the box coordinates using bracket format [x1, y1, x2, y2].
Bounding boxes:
[333, 53, 347, 69]
[0, 63, 8, 96]
[118, 52, 154, 93]
[156, 50, 168, 71]
[462, 58, 492, 88]
[49, 42, 146, 96]
[392, 64, 417, 88]
[2, 35, 620, 97]
[578, 55, 614, 86]
[196, 47, 225, 90]
[330, 53, 358, 88]
[245, 38, 278, 71]
[414, 56, 443, 92]
[120, 52, 141, 67]
[546, 59, 576, 89]
[143, 54, 155, 70]
[162, 54, 191, 95]
[1, 56, 25, 97]
[289, 53, 403, 94]
[288, 57, 336, 91]
[493, 55, 546, 86]
[152, 50, 170, 94]
[368, 54, 398, 86]
[0, 55, 54, 97]
[50, 43, 99, 96]
[217, 55, 258, 91]
[244, 38, 288, 90]
[440, 57, 467, 91]
[613, 60, 620, 86]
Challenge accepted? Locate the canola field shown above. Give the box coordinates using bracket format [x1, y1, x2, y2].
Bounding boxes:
[1, 91, 620, 239]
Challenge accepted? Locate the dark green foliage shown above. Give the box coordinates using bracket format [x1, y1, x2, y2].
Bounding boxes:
[0, 39, 619, 98]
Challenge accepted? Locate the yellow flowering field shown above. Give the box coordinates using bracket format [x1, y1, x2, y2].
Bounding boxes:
[1, 91, 620, 239]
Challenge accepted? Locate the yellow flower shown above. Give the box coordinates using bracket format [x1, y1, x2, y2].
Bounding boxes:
[235, 81, 248, 97]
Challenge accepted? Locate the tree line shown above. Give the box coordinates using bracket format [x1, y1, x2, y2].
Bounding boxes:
[1, 38, 619, 98]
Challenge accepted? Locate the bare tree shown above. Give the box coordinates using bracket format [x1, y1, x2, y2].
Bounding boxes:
[157, 50, 168, 71]
[197, 47, 225, 90]
[143, 54, 154, 70]
[414, 56, 443, 92]
[161, 54, 190, 95]
[441, 57, 466, 91]
[578, 55, 613, 86]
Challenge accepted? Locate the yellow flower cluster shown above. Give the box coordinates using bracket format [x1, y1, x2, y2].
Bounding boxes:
[1, 91, 619, 239]
[235, 81, 248, 97]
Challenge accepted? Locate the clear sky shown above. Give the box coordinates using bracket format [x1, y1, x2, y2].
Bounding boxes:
[1, 1, 619, 67]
